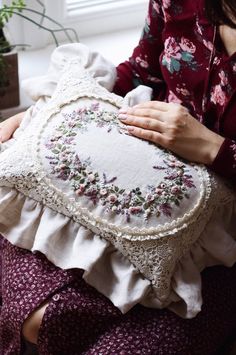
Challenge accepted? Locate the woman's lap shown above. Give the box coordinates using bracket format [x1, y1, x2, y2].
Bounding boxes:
[1, 236, 236, 355]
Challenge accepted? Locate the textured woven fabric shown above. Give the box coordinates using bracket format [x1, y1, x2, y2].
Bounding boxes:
[1, 236, 236, 355]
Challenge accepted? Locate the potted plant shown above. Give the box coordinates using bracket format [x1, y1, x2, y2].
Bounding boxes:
[0, 0, 78, 110]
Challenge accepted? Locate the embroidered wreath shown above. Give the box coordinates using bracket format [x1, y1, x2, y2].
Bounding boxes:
[45, 103, 196, 222]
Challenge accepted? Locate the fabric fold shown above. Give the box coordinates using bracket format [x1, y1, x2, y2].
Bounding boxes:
[0, 187, 236, 318]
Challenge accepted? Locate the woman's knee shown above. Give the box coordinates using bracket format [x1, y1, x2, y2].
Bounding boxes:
[22, 302, 49, 344]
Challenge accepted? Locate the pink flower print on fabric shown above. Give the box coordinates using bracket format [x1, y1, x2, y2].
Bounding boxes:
[196, 18, 203, 36]
[210, 71, 231, 106]
[233, 62, 236, 73]
[176, 86, 190, 97]
[163, 0, 171, 8]
[179, 37, 196, 54]
[153, 1, 161, 14]
[162, 37, 182, 73]
[168, 90, 182, 104]
[203, 39, 214, 52]
[210, 84, 227, 106]
[219, 70, 228, 86]
[213, 57, 221, 66]
[135, 55, 149, 69]
[231, 142, 236, 168]
[162, 37, 197, 74]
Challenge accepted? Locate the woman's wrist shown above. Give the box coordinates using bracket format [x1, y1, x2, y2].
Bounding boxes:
[205, 133, 225, 165]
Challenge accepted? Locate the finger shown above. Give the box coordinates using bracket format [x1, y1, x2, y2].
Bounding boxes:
[119, 107, 167, 122]
[132, 100, 173, 112]
[0, 122, 16, 142]
[127, 125, 170, 148]
[118, 114, 165, 132]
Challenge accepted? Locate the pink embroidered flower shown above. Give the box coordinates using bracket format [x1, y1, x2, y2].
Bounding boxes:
[171, 186, 181, 195]
[129, 206, 142, 214]
[76, 184, 86, 195]
[210, 84, 227, 106]
[59, 164, 67, 170]
[203, 39, 214, 51]
[164, 37, 181, 63]
[180, 37, 196, 53]
[155, 188, 162, 195]
[100, 189, 108, 196]
[168, 90, 182, 104]
[233, 63, 236, 72]
[88, 173, 96, 182]
[108, 194, 117, 203]
[219, 70, 228, 86]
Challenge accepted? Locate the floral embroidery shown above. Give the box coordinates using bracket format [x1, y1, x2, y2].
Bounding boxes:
[45, 103, 196, 222]
[162, 36, 198, 74]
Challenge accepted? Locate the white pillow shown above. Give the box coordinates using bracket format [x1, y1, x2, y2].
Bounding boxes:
[0, 56, 234, 309]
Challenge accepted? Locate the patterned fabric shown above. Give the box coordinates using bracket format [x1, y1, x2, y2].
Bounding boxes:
[114, 0, 236, 183]
[1, 236, 236, 354]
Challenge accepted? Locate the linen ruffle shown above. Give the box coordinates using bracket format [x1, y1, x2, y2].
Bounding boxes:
[0, 186, 236, 319]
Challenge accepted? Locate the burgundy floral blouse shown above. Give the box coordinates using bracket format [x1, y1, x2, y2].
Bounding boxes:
[114, 0, 236, 183]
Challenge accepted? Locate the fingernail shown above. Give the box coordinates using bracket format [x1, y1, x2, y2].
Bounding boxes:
[127, 126, 134, 132]
[118, 113, 127, 120]
[119, 108, 127, 113]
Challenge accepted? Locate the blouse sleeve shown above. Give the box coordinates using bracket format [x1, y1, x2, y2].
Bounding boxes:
[113, 0, 166, 99]
[209, 138, 236, 183]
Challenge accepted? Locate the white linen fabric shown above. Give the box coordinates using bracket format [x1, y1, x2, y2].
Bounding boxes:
[0, 44, 236, 319]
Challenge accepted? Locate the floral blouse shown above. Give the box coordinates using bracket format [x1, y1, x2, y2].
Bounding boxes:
[114, 0, 236, 183]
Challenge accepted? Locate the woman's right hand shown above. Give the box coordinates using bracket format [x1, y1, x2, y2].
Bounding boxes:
[0, 111, 25, 143]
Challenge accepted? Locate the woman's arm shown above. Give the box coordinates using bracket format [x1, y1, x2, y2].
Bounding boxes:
[113, 0, 166, 99]
[0, 111, 25, 142]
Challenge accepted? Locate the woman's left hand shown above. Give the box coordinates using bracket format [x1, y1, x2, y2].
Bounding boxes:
[118, 101, 225, 164]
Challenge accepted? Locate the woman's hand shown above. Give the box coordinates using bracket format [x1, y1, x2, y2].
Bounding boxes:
[0, 111, 25, 143]
[118, 101, 224, 164]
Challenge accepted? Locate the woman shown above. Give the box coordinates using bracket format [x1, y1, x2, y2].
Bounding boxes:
[1, 0, 236, 354]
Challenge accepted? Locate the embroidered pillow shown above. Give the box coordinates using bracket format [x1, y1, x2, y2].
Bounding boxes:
[0, 61, 234, 306]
